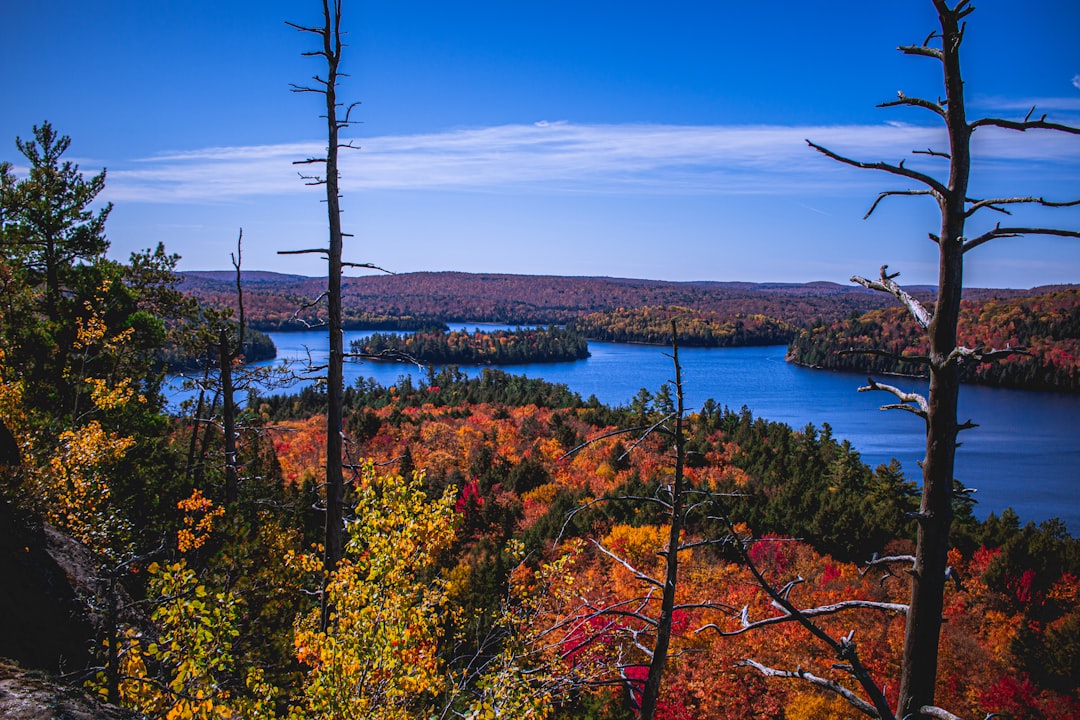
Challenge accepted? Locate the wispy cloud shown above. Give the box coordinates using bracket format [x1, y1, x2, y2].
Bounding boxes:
[971, 93, 1080, 113]
[1073, 75, 1080, 91]
[103, 121, 1080, 203]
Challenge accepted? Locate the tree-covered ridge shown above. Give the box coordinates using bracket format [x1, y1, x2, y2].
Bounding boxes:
[179, 270, 960, 328]
[353, 326, 590, 365]
[786, 287, 1080, 391]
[569, 305, 795, 346]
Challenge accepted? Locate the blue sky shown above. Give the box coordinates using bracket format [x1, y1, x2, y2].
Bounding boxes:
[3, 0, 1079, 287]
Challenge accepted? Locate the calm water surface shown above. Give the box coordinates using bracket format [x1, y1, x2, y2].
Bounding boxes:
[167, 325, 1080, 532]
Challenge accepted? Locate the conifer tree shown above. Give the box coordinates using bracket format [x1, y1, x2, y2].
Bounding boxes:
[2, 122, 110, 323]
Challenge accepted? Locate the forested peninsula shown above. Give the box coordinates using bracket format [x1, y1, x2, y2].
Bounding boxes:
[159, 327, 278, 371]
[568, 306, 795, 346]
[786, 287, 1080, 392]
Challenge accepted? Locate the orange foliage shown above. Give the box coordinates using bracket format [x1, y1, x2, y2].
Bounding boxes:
[265, 396, 1079, 718]
[272, 416, 326, 488]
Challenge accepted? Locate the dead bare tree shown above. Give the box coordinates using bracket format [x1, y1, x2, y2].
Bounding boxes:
[549, 321, 741, 720]
[636, 322, 687, 720]
[218, 234, 248, 505]
[282, 0, 360, 630]
[180, 230, 288, 504]
[802, 1, 1080, 717]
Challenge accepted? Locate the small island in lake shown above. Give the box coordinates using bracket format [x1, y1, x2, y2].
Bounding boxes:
[352, 326, 590, 365]
[160, 327, 278, 371]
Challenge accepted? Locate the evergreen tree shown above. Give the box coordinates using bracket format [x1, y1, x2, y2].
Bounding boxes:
[2, 122, 110, 323]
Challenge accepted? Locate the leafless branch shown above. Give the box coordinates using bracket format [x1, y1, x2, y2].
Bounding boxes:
[971, 115, 1080, 135]
[342, 261, 395, 273]
[865, 189, 938, 219]
[623, 413, 677, 452]
[297, 172, 326, 186]
[289, 82, 327, 95]
[342, 101, 363, 125]
[877, 92, 946, 120]
[916, 707, 965, 720]
[345, 348, 425, 370]
[278, 290, 329, 329]
[858, 378, 929, 419]
[722, 522, 895, 719]
[860, 553, 915, 586]
[278, 248, 331, 256]
[966, 195, 1080, 217]
[806, 140, 948, 198]
[898, 43, 943, 61]
[851, 266, 933, 329]
[913, 148, 950, 159]
[673, 599, 738, 615]
[560, 424, 654, 461]
[590, 538, 664, 590]
[284, 20, 322, 34]
[953, 0, 976, 21]
[946, 344, 1029, 366]
[963, 225, 1080, 253]
[697, 599, 906, 638]
[740, 660, 880, 718]
[861, 554, 916, 573]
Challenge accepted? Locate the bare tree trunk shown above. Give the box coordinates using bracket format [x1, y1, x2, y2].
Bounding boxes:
[194, 390, 220, 489]
[286, 0, 352, 630]
[221, 231, 246, 506]
[219, 327, 238, 506]
[319, 0, 347, 622]
[185, 380, 207, 484]
[638, 322, 686, 720]
[896, 5, 968, 714]
[809, 3, 1079, 716]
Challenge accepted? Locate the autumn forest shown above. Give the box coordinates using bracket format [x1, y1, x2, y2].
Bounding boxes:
[3, 2, 1080, 720]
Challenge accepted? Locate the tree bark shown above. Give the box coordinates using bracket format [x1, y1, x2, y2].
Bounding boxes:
[897, 4, 967, 715]
[218, 328, 238, 506]
[316, 0, 347, 630]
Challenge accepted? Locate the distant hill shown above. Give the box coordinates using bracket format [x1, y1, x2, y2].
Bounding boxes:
[181, 270, 311, 285]
[178, 270, 1042, 333]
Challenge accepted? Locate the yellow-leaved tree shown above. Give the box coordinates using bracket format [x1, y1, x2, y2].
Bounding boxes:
[6, 282, 144, 558]
[291, 461, 458, 720]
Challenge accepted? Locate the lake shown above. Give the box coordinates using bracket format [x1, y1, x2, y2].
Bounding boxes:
[166, 324, 1080, 532]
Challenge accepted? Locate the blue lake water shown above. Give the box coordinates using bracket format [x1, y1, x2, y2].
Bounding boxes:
[166, 324, 1080, 532]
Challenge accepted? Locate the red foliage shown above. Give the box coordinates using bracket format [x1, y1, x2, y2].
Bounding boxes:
[980, 674, 1080, 720]
[1010, 568, 1040, 606]
[820, 562, 842, 585]
[454, 478, 484, 515]
[747, 534, 792, 575]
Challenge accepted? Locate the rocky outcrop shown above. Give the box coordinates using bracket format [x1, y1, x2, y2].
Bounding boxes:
[0, 660, 142, 720]
[0, 499, 103, 674]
